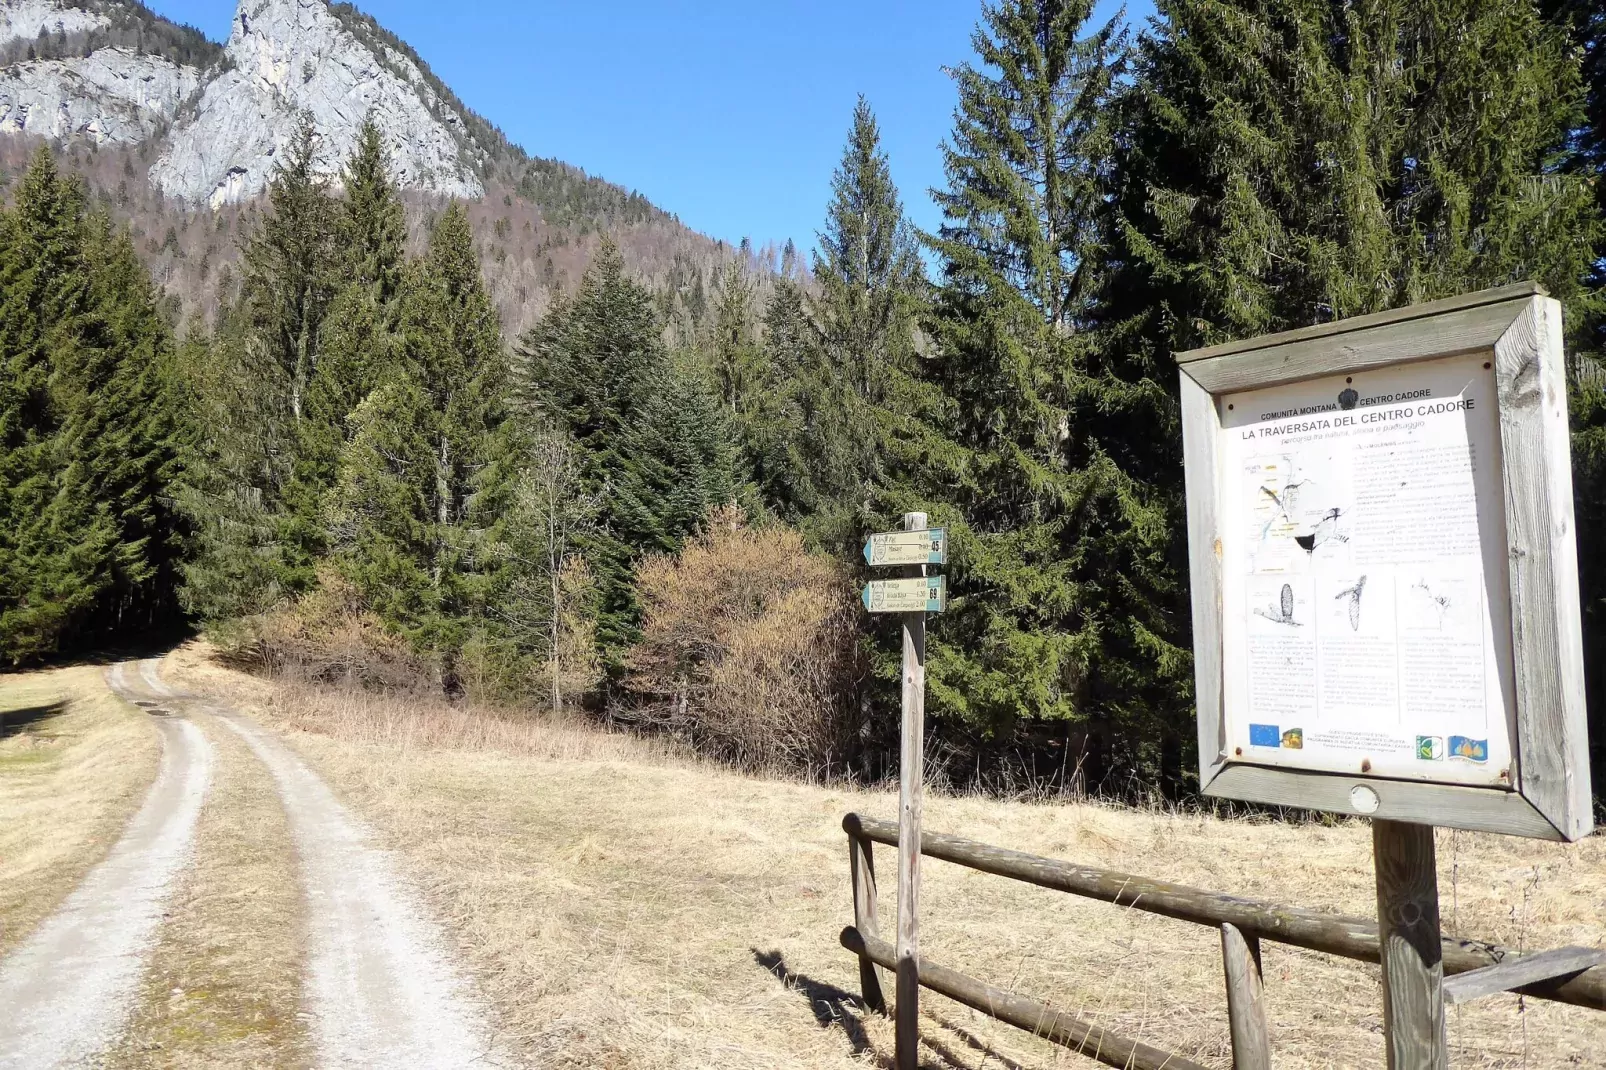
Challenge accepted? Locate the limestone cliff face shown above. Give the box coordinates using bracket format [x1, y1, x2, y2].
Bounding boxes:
[0, 48, 200, 142]
[0, 0, 105, 47]
[0, 0, 490, 206]
[151, 0, 483, 207]
[0, 1, 202, 145]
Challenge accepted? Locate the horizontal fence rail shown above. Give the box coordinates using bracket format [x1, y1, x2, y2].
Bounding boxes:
[843, 812, 1606, 1011]
[840, 926, 1209, 1070]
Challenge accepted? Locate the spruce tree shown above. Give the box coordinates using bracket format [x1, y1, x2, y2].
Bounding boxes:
[609, 363, 740, 558]
[328, 203, 512, 693]
[916, 0, 1185, 772]
[816, 96, 924, 404]
[800, 97, 928, 550]
[67, 216, 187, 642]
[338, 119, 407, 307]
[1110, 0, 1599, 347]
[514, 239, 662, 453]
[1545, 0, 1606, 787]
[240, 118, 338, 430]
[515, 242, 741, 653]
[747, 277, 816, 522]
[709, 258, 799, 516]
[0, 149, 185, 661]
[180, 118, 338, 619]
[0, 148, 94, 659]
[1106, 0, 1603, 786]
[1542, 0, 1605, 350]
[709, 259, 764, 414]
[299, 121, 408, 499]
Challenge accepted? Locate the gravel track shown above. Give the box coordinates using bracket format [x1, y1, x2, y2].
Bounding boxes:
[0, 658, 499, 1068]
[210, 701, 501, 1069]
[0, 663, 214, 1069]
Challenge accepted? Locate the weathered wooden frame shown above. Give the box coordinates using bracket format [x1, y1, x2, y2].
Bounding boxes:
[1177, 283, 1592, 841]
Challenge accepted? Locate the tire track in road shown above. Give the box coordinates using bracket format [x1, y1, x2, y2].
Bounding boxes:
[139, 658, 180, 699]
[0, 663, 214, 1069]
[209, 700, 501, 1069]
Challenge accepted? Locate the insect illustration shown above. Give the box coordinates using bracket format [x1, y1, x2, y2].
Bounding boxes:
[1335, 575, 1367, 632]
[1254, 583, 1300, 626]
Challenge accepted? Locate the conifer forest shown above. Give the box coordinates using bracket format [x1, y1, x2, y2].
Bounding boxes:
[3, 0, 1606, 801]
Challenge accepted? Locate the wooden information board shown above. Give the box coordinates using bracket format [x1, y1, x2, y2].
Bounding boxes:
[1177, 283, 1592, 842]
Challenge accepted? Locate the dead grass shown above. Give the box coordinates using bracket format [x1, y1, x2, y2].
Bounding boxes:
[167, 641, 687, 768]
[106, 711, 312, 1068]
[165, 644, 1606, 1069]
[0, 666, 161, 959]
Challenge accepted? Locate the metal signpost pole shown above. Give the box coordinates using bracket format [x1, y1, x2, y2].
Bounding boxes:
[895, 511, 927, 1070]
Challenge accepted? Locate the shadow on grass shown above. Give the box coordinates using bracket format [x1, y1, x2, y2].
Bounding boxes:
[751, 948, 881, 1061]
[0, 701, 67, 740]
[752, 948, 1041, 1070]
[925, 1011, 1031, 1070]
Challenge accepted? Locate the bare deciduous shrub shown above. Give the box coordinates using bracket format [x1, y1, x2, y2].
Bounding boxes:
[232, 569, 435, 693]
[623, 507, 862, 773]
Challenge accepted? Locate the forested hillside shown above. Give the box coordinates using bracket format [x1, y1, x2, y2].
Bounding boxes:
[2, 0, 1604, 799]
[0, 134, 762, 344]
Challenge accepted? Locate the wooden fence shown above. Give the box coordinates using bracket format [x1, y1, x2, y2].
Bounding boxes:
[839, 812, 1606, 1069]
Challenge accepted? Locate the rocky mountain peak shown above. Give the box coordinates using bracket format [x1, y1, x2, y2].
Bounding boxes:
[152, 0, 485, 206]
[0, 0, 495, 206]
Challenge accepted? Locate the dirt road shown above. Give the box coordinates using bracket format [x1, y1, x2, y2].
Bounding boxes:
[215, 706, 499, 1068]
[0, 659, 501, 1068]
[0, 664, 213, 1069]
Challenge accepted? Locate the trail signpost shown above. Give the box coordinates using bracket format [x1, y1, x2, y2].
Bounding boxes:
[864, 528, 948, 568]
[861, 513, 944, 1070]
[1177, 283, 1593, 1067]
[861, 576, 947, 614]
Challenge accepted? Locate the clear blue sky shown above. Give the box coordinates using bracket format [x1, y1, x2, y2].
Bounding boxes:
[147, 1, 1153, 251]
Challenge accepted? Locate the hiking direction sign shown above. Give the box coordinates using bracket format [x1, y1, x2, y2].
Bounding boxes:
[864, 527, 947, 568]
[862, 512, 942, 1070]
[862, 575, 947, 614]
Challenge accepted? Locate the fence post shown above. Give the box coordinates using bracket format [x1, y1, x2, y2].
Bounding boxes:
[1373, 820, 1448, 1069]
[1220, 923, 1271, 1070]
[895, 510, 928, 1070]
[848, 828, 888, 1013]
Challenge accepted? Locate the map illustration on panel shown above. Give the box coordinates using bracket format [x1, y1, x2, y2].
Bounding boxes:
[1243, 454, 1351, 571]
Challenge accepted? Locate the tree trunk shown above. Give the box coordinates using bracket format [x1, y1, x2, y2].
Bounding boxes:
[550, 561, 562, 715]
[434, 434, 453, 698]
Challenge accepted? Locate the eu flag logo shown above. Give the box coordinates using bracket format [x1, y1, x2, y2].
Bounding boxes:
[1249, 724, 1282, 748]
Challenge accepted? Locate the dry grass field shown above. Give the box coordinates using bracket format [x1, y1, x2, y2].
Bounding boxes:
[0, 665, 160, 959]
[164, 643, 1606, 1070]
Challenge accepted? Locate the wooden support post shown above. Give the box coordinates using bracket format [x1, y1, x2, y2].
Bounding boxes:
[1373, 820, 1447, 1069]
[895, 511, 927, 1070]
[1220, 923, 1271, 1070]
[847, 829, 888, 1013]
